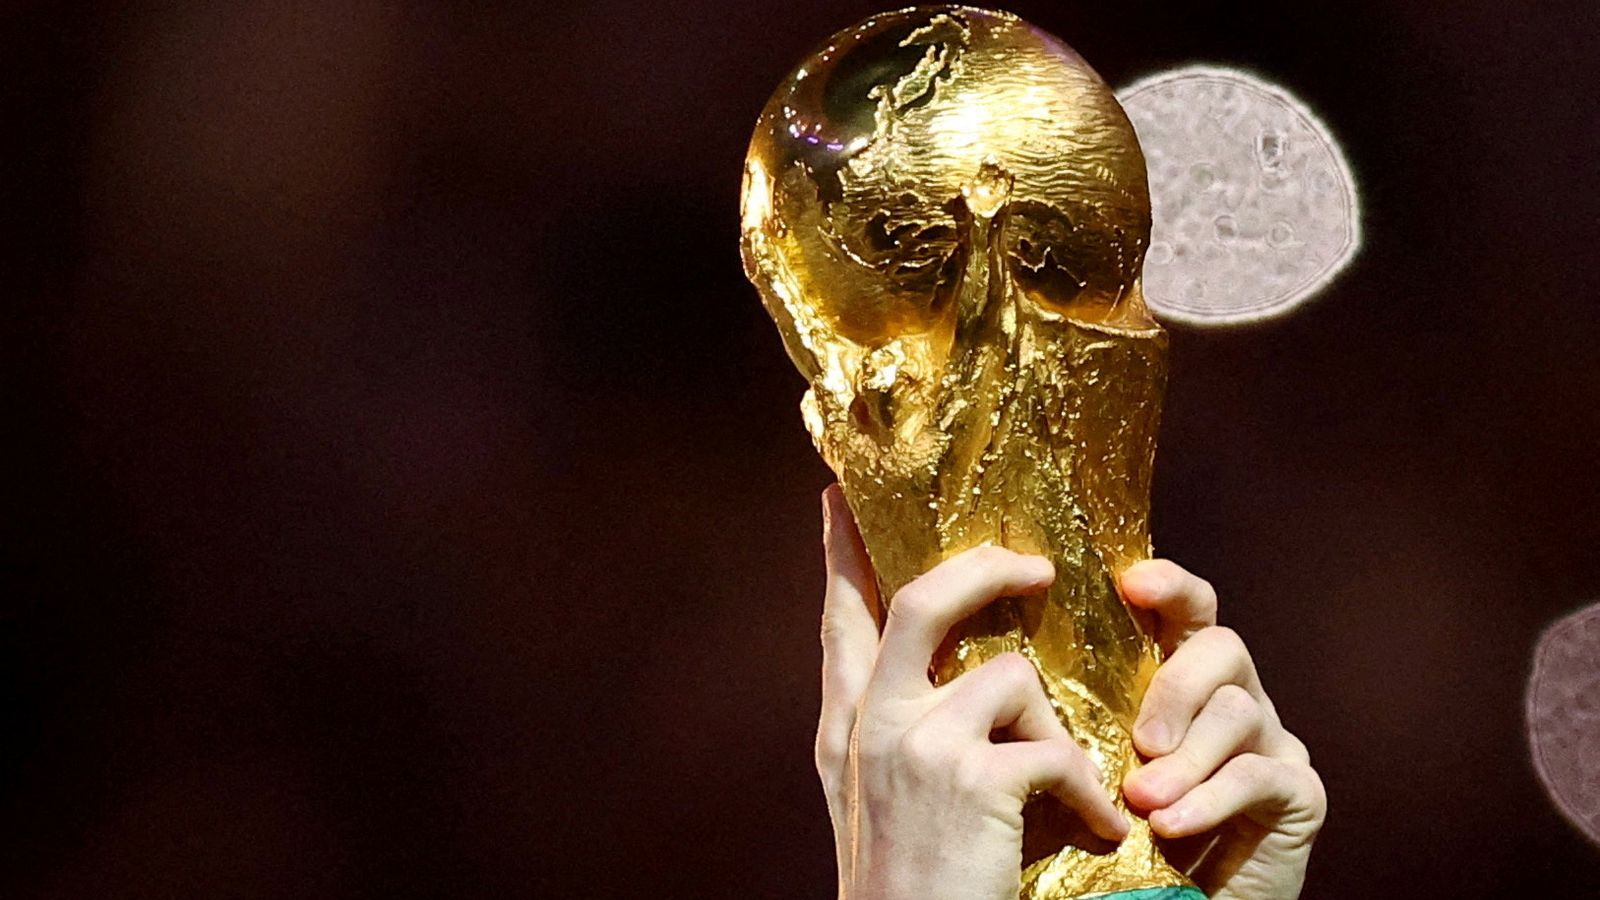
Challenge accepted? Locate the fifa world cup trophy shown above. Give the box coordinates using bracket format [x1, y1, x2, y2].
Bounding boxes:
[740, 7, 1201, 899]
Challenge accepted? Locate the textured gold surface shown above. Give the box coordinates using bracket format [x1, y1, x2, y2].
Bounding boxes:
[740, 7, 1185, 897]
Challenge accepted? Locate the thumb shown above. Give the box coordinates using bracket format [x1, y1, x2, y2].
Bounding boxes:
[816, 485, 880, 780]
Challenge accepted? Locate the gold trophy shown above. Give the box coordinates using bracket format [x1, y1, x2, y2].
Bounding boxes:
[740, 7, 1201, 899]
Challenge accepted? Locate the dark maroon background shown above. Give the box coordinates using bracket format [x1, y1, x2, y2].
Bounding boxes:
[5, 1, 1598, 897]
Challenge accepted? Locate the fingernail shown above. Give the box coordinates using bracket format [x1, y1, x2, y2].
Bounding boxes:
[1137, 718, 1171, 754]
[1127, 767, 1162, 802]
[1151, 806, 1185, 835]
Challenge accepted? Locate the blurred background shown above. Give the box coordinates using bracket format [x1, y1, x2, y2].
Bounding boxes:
[4, 1, 1597, 897]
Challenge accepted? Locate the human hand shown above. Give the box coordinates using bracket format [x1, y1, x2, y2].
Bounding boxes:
[1119, 560, 1326, 900]
[815, 486, 1130, 900]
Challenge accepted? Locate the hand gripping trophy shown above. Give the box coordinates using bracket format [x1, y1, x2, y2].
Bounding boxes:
[741, 7, 1201, 899]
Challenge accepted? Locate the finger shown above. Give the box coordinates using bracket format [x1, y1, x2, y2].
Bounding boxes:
[923, 652, 1064, 741]
[873, 546, 1054, 695]
[1124, 684, 1263, 811]
[991, 739, 1130, 842]
[1118, 559, 1218, 655]
[816, 485, 881, 784]
[1147, 753, 1326, 839]
[1133, 626, 1266, 757]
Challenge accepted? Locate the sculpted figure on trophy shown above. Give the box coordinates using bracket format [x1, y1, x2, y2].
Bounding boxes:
[742, 7, 1195, 897]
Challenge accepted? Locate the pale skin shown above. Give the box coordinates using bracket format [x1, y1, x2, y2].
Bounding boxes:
[817, 485, 1325, 900]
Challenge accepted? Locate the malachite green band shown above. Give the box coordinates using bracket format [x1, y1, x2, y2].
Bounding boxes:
[1081, 888, 1208, 900]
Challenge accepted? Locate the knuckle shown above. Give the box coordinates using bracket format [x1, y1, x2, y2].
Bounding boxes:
[898, 723, 951, 771]
[1233, 752, 1277, 787]
[1273, 760, 1329, 831]
[1149, 558, 1182, 576]
[1280, 732, 1312, 766]
[1169, 743, 1207, 777]
[818, 611, 848, 648]
[952, 547, 1002, 582]
[1141, 558, 1183, 587]
[1145, 663, 1186, 706]
[1206, 625, 1244, 651]
[1201, 625, 1255, 666]
[814, 730, 848, 778]
[1211, 684, 1262, 727]
[1304, 767, 1329, 822]
[952, 751, 994, 796]
[970, 545, 1014, 568]
[988, 651, 1036, 684]
[886, 586, 929, 626]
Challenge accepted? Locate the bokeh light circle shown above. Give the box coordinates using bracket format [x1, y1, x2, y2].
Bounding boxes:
[1526, 601, 1600, 846]
[1118, 65, 1361, 325]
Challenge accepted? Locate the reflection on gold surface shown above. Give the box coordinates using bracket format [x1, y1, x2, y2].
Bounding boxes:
[741, 7, 1186, 898]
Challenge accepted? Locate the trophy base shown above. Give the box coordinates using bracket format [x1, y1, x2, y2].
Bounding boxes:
[1085, 889, 1206, 900]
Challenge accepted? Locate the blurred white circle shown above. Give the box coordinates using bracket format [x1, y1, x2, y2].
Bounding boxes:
[1527, 601, 1600, 846]
[1117, 66, 1361, 325]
